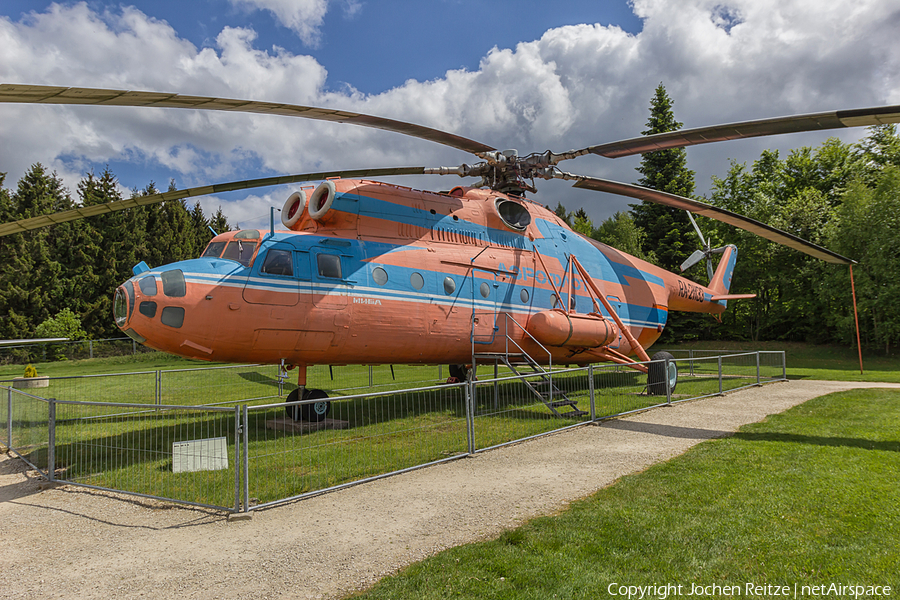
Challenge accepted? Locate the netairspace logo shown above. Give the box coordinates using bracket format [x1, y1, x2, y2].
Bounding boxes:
[606, 582, 892, 599]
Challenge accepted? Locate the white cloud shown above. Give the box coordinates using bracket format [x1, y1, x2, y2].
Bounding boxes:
[229, 0, 328, 46]
[1, 0, 899, 229]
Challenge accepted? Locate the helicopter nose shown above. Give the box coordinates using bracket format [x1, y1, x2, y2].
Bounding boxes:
[114, 269, 189, 343]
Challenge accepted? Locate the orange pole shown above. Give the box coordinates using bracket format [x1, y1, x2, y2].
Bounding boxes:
[849, 264, 864, 375]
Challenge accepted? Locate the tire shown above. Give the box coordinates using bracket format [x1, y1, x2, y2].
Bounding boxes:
[285, 388, 331, 421]
[647, 351, 677, 396]
[448, 364, 468, 382]
[300, 389, 331, 422]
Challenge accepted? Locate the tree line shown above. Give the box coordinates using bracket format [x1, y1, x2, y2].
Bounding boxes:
[0, 167, 230, 341]
[559, 84, 900, 352]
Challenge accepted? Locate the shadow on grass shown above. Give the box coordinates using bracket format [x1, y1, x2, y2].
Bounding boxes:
[735, 431, 900, 452]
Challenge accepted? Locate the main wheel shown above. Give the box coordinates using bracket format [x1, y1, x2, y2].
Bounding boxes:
[647, 351, 678, 396]
[448, 364, 468, 383]
[285, 388, 331, 421]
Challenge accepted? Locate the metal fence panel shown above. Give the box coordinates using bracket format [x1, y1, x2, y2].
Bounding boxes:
[50, 399, 239, 511]
[2, 386, 51, 476]
[1, 350, 788, 513]
[244, 382, 469, 510]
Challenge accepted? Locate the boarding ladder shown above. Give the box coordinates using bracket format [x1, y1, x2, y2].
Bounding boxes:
[472, 314, 587, 419]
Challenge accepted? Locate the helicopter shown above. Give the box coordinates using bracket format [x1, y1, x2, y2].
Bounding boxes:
[1, 84, 896, 420]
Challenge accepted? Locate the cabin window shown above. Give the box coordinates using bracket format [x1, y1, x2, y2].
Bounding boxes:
[480, 282, 490, 298]
[162, 270, 186, 298]
[443, 277, 456, 295]
[372, 267, 388, 286]
[317, 254, 342, 279]
[261, 249, 293, 277]
[551, 293, 560, 308]
[160, 306, 185, 328]
[138, 276, 157, 296]
[201, 241, 227, 258]
[410, 272, 425, 291]
[520, 289, 529, 303]
[222, 240, 257, 266]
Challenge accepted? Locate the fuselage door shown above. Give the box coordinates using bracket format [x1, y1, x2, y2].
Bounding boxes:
[242, 243, 301, 306]
[311, 246, 351, 310]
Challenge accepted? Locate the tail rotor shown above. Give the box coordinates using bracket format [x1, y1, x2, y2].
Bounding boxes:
[680, 212, 727, 282]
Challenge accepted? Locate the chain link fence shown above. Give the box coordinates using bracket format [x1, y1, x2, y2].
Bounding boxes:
[2, 351, 786, 513]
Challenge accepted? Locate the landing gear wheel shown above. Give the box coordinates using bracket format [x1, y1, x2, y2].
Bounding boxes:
[448, 364, 468, 383]
[285, 388, 331, 421]
[647, 351, 677, 396]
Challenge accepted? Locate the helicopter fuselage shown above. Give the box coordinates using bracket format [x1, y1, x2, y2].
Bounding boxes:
[113, 180, 735, 368]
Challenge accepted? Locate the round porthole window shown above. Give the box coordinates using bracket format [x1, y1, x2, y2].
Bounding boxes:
[551, 293, 560, 308]
[373, 267, 388, 286]
[495, 198, 531, 231]
[480, 282, 490, 298]
[443, 277, 456, 295]
[520, 289, 529, 303]
[410, 272, 425, 290]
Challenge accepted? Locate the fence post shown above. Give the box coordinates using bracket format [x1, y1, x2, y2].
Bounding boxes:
[718, 356, 723, 395]
[665, 358, 672, 404]
[689, 349, 695, 376]
[242, 404, 250, 513]
[465, 381, 476, 456]
[234, 405, 242, 513]
[7, 387, 12, 449]
[756, 352, 761, 385]
[155, 370, 161, 407]
[89, 340, 94, 360]
[369, 366, 374, 388]
[47, 399, 56, 482]
[588, 364, 596, 421]
[782, 351, 787, 381]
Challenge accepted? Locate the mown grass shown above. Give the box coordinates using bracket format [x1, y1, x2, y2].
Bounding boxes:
[355, 388, 900, 599]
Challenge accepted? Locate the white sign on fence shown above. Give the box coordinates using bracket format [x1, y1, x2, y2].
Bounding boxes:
[172, 437, 229, 473]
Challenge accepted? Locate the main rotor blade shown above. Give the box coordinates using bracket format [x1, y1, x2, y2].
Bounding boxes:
[568, 175, 855, 264]
[0, 84, 496, 156]
[561, 105, 900, 160]
[0, 166, 427, 237]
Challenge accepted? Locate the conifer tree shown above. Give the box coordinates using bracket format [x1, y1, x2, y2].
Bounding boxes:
[630, 84, 697, 272]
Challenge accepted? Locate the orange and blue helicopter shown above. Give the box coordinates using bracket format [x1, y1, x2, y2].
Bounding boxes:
[1, 84, 896, 420]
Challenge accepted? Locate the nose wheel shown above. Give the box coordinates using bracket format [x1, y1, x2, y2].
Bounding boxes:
[285, 388, 331, 422]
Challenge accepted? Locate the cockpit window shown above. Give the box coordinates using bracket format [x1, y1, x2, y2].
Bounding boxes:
[222, 240, 258, 266]
[261, 249, 293, 277]
[201, 241, 227, 258]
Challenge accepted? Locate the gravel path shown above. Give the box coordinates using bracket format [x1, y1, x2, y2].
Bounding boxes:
[2, 379, 898, 599]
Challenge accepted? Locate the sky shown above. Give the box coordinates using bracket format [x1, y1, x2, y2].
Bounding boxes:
[1, 0, 899, 231]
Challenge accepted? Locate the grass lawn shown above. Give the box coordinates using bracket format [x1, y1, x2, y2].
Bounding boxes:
[355, 388, 900, 599]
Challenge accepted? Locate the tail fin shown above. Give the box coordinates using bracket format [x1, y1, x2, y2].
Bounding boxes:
[708, 245, 755, 302]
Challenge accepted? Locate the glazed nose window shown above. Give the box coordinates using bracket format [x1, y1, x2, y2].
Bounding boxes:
[113, 287, 129, 327]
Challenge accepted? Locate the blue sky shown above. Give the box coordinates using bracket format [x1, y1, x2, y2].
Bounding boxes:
[1, 0, 898, 230]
